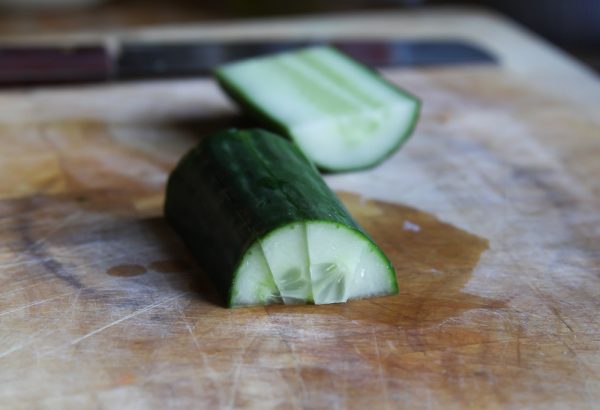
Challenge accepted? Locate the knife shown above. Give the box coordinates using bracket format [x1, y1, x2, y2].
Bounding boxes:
[0, 40, 496, 87]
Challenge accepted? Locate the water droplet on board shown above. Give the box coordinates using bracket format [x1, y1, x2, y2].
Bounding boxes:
[106, 264, 147, 277]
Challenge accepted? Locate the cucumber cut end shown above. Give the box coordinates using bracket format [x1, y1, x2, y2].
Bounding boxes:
[230, 242, 281, 307]
[290, 101, 418, 171]
[231, 221, 396, 306]
[306, 221, 395, 304]
[260, 222, 313, 304]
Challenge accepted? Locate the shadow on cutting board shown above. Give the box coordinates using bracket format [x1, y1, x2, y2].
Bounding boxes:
[113, 216, 224, 307]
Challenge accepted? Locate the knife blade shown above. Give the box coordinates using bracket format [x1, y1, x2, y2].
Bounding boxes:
[0, 40, 496, 87]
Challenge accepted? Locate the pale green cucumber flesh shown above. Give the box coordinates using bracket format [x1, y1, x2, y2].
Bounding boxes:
[215, 45, 420, 171]
[260, 222, 312, 304]
[231, 221, 395, 307]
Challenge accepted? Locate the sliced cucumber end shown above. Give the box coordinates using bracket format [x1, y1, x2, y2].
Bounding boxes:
[230, 221, 396, 307]
[229, 242, 281, 307]
[290, 100, 419, 171]
[306, 221, 396, 304]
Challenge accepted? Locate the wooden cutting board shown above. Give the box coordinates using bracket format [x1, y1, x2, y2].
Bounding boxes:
[1, 9, 599, 409]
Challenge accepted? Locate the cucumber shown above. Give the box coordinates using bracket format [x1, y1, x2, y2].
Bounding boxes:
[164, 128, 397, 307]
[214, 46, 420, 172]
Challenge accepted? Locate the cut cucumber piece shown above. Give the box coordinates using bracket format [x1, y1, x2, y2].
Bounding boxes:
[215, 46, 420, 172]
[260, 223, 312, 304]
[165, 128, 397, 307]
[232, 242, 280, 306]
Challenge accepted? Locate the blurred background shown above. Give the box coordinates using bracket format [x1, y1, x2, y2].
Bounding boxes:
[0, 0, 598, 73]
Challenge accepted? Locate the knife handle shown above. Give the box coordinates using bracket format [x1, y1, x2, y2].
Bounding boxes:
[0, 46, 112, 86]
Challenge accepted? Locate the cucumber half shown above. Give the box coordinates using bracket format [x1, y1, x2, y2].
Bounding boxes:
[215, 46, 420, 172]
[164, 129, 397, 307]
[234, 221, 393, 306]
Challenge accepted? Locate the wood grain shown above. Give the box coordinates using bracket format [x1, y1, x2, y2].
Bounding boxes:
[1, 10, 600, 410]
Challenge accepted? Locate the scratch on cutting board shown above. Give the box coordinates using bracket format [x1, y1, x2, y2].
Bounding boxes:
[527, 280, 576, 334]
[0, 280, 46, 298]
[0, 257, 51, 270]
[174, 301, 224, 391]
[224, 330, 264, 410]
[69, 292, 186, 346]
[176, 305, 200, 350]
[549, 305, 575, 333]
[263, 309, 308, 409]
[0, 290, 76, 317]
[0, 329, 58, 361]
[0, 305, 66, 360]
[0, 338, 37, 360]
[226, 356, 244, 410]
[175, 302, 206, 360]
[288, 341, 309, 408]
[274, 326, 310, 407]
[174, 303, 227, 409]
[66, 288, 83, 317]
[372, 329, 392, 410]
[26, 212, 82, 251]
[515, 324, 523, 367]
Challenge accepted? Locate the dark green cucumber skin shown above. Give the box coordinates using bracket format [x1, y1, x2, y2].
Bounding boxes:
[164, 128, 370, 306]
[213, 46, 421, 173]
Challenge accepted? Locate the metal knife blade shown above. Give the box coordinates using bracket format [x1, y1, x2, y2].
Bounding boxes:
[117, 40, 496, 79]
[0, 40, 496, 87]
